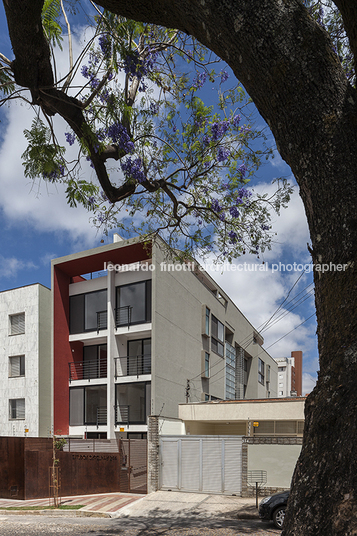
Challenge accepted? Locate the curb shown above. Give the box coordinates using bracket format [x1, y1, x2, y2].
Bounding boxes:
[0, 509, 111, 518]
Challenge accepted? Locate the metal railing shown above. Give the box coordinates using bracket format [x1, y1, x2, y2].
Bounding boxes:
[69, 358, 107, 381]
[116, 404, 130, 425]
[97, 310, 107, 332]
[115, 306, 132, 328]
[95, 306, 133, 332]
[96, 406, 107, 427]
[114, 355, 151, 378]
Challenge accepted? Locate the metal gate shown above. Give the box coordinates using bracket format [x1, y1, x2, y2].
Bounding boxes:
[120, 439, 147, 494]
[64, 438, 147, 494]
[159, 436, 243, 495]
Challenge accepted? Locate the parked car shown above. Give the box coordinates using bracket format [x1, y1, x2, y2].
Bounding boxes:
[259, 490, 289, 529]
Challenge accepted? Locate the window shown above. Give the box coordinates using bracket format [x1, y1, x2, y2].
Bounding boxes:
[205, 307, 210, 335]
[69, 385, 107, 426]
[9, 355, 25, 377]
[10, 313, 25, 335]
[83, 345, 107, 379]
[225, 342, 236, 399]
[258, 358, 265, 384]
[69, 290, 107, 334]
[116, 382, 150, 424]
[211, 315, 224, 356]
[116, 280, 151, 326]
[9, 399, 25, 420]
[204, 352, 210, 378]
[127, 338, 151, 375]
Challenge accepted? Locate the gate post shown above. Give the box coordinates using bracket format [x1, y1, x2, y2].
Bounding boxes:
[147, 415, 159, 493]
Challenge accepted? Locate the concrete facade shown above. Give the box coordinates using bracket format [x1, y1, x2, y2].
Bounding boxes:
[52, 236, 279, 439]
[179, 397, 306, 437]
[0, 284, 52, 437]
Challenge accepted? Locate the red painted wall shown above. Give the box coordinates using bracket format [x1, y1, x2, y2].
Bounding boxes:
[53, 266, 72, 434]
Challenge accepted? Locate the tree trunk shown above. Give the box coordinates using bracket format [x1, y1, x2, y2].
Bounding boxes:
[3, 1, 357, 533]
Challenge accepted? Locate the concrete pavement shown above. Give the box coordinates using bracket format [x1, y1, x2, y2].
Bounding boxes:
[0, 491, 260, 520]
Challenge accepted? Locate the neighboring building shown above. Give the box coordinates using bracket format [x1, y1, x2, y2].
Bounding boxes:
[52, 235, 279, 440]
[0, 284, 52, 437]
[276, 351, 303, 397]
[178, 397, 306, 436]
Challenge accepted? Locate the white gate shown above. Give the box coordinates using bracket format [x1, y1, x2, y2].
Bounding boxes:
[159, 435, 243, 495]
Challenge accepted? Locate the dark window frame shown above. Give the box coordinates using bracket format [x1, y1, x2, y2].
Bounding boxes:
[115, 381, 150, 425]
[69, 289, 107, 334]
[116, 280, 152, 326]
[69, 384, 107, 426]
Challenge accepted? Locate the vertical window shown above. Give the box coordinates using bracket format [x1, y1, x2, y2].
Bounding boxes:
[10, 313, 25, 335]
[211, 315, 224, 356]
[83, 344, 107, 379]
[205, 307, 210, 335]
[204, 352, 210, 378]
[69, 290, 107, 334]
[116, 280, 151, 326]
[85, 385, 107, 424]
[9, 355, 25, 377]
[9, 399, 25, 420]
[258, 358, 265, 384]
[127, 338, 151, 375]
[116, 382, 149, 423]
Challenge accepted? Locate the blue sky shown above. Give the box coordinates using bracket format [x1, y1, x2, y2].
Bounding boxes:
[0, 2, 318, 393]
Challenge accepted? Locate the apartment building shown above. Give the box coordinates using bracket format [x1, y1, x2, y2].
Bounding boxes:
[52, 235, 278, 440]
[276, 351, 303, 397]
[0, 284, 52, 437]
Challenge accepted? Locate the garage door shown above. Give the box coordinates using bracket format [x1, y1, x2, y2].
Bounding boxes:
[159, 436, 243, 495]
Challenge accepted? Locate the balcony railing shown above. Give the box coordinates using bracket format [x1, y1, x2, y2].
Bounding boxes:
[114, 355, 151, 378]
[115, 306, 132, 327]
[115, 404, 146, 425]
[116, 404, 129, 425]
[96, 406, 107, 427]
[95, 306, 133, 332]
[69, 358, 107, 381]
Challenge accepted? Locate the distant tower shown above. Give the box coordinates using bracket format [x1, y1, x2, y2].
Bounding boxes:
[291, 351, 303, 397]
[276, 351, 303, 397]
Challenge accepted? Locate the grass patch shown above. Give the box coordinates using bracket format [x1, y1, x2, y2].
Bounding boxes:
[0, 504, 85, 511]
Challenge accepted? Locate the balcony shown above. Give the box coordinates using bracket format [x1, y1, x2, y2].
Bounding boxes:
[114, 355, 151, 378]
[96, 406, 107, 427]
[115, 404, 146, 425]
[96, 306, 133, 333]
[69, 358, 107, 381]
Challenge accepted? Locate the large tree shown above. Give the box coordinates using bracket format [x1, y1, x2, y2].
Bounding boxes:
[2, 1, 357, 534]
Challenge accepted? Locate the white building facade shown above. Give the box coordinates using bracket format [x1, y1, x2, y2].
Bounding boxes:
[52, 237, 279, 440]
[0, 284, 52, 437]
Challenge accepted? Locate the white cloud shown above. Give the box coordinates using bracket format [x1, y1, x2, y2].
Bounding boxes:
[302, 372, 317, 396]
[0, 255, 37, 279]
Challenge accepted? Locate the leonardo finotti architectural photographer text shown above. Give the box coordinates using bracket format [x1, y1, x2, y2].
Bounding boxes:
[104, 261, 348, 273]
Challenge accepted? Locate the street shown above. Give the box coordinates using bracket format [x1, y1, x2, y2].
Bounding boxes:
[0, 514, 280, 535]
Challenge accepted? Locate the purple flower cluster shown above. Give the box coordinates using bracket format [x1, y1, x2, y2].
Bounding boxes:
[238, 163, 247, 177]
[217, 147, 230, 162]
[43, 164, 65, 181]
[106, 123, 135, 153]
[261, 224, 270, 231]
[65, 132, 76, 146]
[236, 186, 252, 205]
[99, 34, 111, 58]
[81, 64, 100, 91]
[192, 72, 207, 89]
[229, 206, 240, 218]
[211, 120, 230, 141]
[121, 157, 146, 183]
[229, 230, 237, 243]
[123, 48, 158, 80]
[150, 102, 159, 115]
[211, 199, 223, 213]
[220, 70, 229, 83]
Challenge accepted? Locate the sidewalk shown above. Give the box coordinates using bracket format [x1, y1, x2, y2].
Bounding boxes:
[0, 492, 143, 517]
[0, 491, 259, 520]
